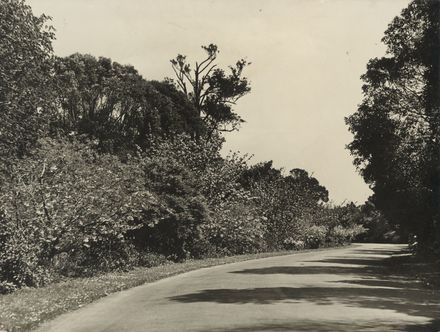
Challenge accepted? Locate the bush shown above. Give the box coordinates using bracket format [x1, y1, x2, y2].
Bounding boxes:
[0, 138, 158, 289]
[327, 225, 366, 245]
[283, 238, 305, 250]
[303, 225, 327, 248]
[139, 147, 211, 260]
[137, 252, 170, 268]
[144, 136, 261, 258]
[201, 201, 266, 255]
[0, 281, 17, 294]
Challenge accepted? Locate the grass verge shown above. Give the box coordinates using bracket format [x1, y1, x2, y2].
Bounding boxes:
[0, 248, 333, 332]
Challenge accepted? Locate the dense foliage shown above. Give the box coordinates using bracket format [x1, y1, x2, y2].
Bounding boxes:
[170, 44, 251, 138]
[0, 138, 157, 291]
[346, 0, 440, 254]
[0, 0, 365, 293]
[0, 0, 55, 162]
[52, 54, 199, 152]
[355, 202, 401, 244]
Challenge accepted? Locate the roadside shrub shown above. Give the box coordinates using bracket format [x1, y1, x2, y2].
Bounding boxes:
[356, 205, 401, 243]
[327, 225, 366, 245]
[0, 218, 54, 289]
[0, 138, 158, 289]
[283, 238, 305, 250]
[0, 281, 17, 295]
[201, 200, 266, 255]
[144, 136, 262, 258]
[139, 148, 211, 260]
[137, 252, 170, 268]
[240, 162, 330, 250]
[303, 225, 327, 248]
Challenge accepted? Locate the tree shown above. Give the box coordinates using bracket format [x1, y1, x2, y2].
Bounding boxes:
[0, 0, 55, 163]
[170, 44, 251, 139]
[53, 54, 198, 152]
[356, 201, 400, 243]
[141, 135, 265, 256]
[240, 161, 329, 249]
[346, 0, 440, 249]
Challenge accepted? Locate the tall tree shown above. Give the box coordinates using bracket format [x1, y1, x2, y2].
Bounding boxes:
[346, 0, 440, 248]
[0, 0, 55, 162]
[53, 54, 198, 151]
[170, 44, 251, 139]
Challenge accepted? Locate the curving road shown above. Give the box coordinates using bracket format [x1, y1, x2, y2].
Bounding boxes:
[35, 243, 440, 332]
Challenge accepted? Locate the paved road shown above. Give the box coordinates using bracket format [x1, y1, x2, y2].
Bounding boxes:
[35, 243, 440, 332]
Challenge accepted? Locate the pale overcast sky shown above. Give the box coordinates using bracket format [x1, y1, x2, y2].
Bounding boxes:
[29, 0, 410, 204]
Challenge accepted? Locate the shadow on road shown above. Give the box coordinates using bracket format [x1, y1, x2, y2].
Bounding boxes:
[169, 246, 440, 331]
[200, 319, 440, 332]
[169, 286, 439, 318]
[350, 249, 405, 256]
[228, 264, 378, 276]
[310, 257, 394, 266]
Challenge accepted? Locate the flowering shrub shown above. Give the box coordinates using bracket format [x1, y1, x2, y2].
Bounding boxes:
[145, 136, 260, 257]
[0, 138, 158, 290]
[303, 225, 328, 249]
[139, 142, 212, 260]
[283, 238, 305, 250]
[327, 225, 366, 245]
[201, 201, 266, 255]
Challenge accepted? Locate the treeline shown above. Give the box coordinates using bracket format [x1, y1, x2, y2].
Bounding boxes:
[0, 0, 365, 293]
[347, 0, 440, 255]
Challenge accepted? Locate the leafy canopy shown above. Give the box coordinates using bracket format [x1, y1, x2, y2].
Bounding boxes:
[0, 0, 55, 161]
[346, 0, 440, 246]
[170, 44, 251, 139]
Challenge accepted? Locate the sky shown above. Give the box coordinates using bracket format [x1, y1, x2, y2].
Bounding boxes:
[29, 0, 410, 204]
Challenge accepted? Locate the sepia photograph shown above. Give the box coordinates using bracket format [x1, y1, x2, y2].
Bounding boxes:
[0, 0, 439, 331]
